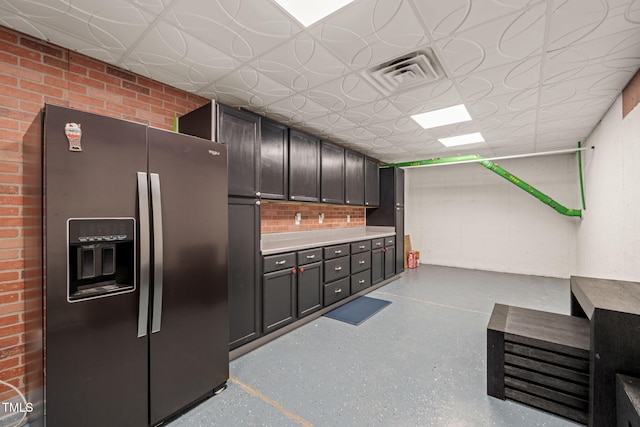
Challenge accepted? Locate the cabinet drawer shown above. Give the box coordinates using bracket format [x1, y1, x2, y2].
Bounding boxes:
[297, 248, 323, 266]
[371, 238, 384, 249]
[263, 252, 296, 274]
[324, 244, 350, 260]
[351, 251, 371, 274]
[351, 270, 371, 294]
[324, 256, 350, 283]
[324, 277, 350, 306]
[351, 240, 371, 254]
[384, 236, 396, 247]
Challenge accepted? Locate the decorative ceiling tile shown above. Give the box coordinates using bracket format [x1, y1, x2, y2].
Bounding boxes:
[251, 34, 348, 91]
[2, 0, 640, 162]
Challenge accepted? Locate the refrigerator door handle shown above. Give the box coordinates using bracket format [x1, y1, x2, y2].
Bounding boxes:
[150, 173, 164, 333]
[136, 172, 151, 338]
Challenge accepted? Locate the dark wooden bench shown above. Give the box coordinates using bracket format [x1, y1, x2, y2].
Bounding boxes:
[617, 374, 640, 427]
[487, 303, 591, 425]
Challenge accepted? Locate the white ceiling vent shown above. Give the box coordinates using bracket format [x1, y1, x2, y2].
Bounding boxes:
[363, 49, 444, 96]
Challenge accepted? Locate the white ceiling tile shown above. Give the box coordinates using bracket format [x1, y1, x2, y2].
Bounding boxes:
[251, 34, 349, 91]
[413, 0, 539, 40]
[3, 0, 640, 161]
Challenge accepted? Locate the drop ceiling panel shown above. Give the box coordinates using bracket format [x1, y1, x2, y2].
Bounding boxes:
[1, 0, 639, 163]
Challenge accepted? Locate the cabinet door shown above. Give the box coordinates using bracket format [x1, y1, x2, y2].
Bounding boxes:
[218, 105, 260, 197]
[396, 208, 405, 273]
[371, 248, 383, 285]
[298, 261, 322, 318]
[263, 268, 296, 333]
[229, 198, 261, 349]
[320, 141, 345, 204]
[384, 246, 395, 279]
[395, 168, 405, 207]
[364, 157, 380, 207]
[345, 151, 364, 205]
[260, 118, 288, 200]
[289, 130, 320, 202]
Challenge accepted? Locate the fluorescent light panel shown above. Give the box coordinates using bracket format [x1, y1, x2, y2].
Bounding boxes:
[273, 0, 354, 27]
[411, 104, 472, 129]
[438, 132, 485, 147]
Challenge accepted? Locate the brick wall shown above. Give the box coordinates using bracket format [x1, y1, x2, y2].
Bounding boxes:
[0, 24, 208, 404]
[623, 68, 640, 118]
[261, 202, 366, 233]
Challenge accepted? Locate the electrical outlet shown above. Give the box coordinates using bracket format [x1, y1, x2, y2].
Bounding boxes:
[347, 215, 350, 223]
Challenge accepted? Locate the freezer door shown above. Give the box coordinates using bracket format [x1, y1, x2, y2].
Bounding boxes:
[44, 105, 148, 427]
[147, 128, 229, 425]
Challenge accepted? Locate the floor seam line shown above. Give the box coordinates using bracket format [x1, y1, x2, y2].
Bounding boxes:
[375, 291, 490, 316]
[229, 375, 313, 427]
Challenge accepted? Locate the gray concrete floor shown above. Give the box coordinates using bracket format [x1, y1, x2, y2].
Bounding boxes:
[169, 265, 580, 426]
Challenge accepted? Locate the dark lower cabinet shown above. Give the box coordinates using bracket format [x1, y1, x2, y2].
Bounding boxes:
[229, 198, 261, 349]
[324, 277, 350, 306]
[351, 269, 371, 294]
[263, 268, 296, 333]
[371, 248, 383, 285]
[384, 245, 395, 279]
[396, 207, 405, 273]
[297, 261, 322, 317]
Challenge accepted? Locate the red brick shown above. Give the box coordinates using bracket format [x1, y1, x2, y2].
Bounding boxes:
[107, 84, 138, 100]
[122, 96, 151, 110]
[0, 302, 23, 316]
[0, 96, 19, 109]
[68, 62, 87, 76]
[20, 37, 64, 59]
[44, 75, 69, 90]
[89, 69, 121, 86]
[0, 314, 19, 328]
[123, 80, 150, 96]
[68, 93, 106, 109]
[106, 66, 136, 82]
[1, 85, 43, 104]
[138, 92, 163, 108]
[69, 54, 105, 72]
[0, 51, 18, 66]
[0, 207, 19, 216]
[0, 185, 19, 195]
[0, 282, 22, 293]
[0, 74, 18, 87]
[20, 80, 64, 98]
[43, 54, 69, 70]
[0, 40, 40, 62]
[19, 58, 64, 78]
[0, 260, 24, 271]
[0, 293, 19, 305]
[0, 30, 17, 44]
[0, 356, 20, 372]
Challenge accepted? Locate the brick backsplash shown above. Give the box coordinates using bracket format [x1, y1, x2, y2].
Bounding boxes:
[261, 202, 366, 234]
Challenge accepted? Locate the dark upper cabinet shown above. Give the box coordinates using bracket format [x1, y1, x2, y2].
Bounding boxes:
[289, 130, 320, 202]
[345, 150, 364, 206]
[260, 118, 288, 200]
[228, 197, 261, 349]
[320, 141, 345, 204]
[364, 157, 380, 207]
[395, 207, 405, 273]
[217, 105, 260, 198]
[395, 167, 405, 207]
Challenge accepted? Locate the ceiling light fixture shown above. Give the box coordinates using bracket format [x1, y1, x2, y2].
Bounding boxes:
[410, 104, 472, 130]
[273, 0, 354, 27]
[438, 132, 485, 147]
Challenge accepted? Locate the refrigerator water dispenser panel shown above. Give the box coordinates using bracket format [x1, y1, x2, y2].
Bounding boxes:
[67, 218, 135, 302]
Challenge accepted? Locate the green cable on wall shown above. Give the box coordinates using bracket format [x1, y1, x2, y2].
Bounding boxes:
[385, 153, 582, 218]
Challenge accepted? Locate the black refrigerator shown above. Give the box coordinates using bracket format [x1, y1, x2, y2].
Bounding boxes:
[43, 104, 229, 426]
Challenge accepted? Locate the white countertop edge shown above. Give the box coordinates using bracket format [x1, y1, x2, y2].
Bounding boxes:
[261, 227, 396, 255]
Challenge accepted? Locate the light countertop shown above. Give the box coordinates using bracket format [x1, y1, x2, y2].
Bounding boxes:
[261, 226, 396, 255]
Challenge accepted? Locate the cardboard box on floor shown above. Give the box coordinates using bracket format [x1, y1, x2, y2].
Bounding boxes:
[404, 235, 411, 268]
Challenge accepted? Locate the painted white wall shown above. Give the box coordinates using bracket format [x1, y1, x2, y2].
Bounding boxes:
[405, 154, 580, 278]
[576, 95, 640, 281]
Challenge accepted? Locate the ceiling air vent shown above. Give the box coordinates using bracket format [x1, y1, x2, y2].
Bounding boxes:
[363, 49, 444, 96]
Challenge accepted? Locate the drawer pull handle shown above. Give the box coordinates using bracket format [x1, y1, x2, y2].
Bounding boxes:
[358, 280, 365, 284]
[359, 260, 366, 264]
[275, 260, 287, 265]
[335, 288, 342, 293]
[334, 250, 342, 254]
[335, 266, 342, 271]
[306, 254, 316, 259]
[375, 242, 382, 246]
[358, 245, 365, 249]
